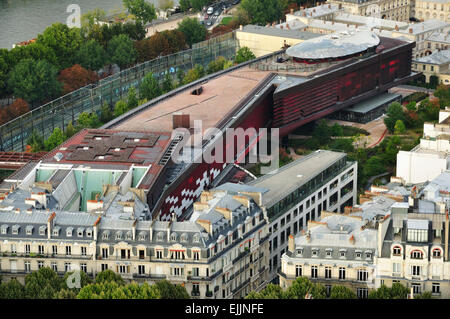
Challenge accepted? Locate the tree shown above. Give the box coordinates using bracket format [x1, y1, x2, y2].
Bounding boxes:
[100, 101, 114, 123]
[246, 283, 286, 299]
[123, 0, 157, 25]
[114, 99, 129, 117]
[190, 0, 211, 11]
[77, 112, 100, 129]
[207, 56, 227, 74]
[312, 119, 332, 145]
[81, 8, 106, 35]
[384, 102, 405, 133]
[159, 0, 175, 13]
[61, 271, 93, 294]
[405, 101, 416, 111]
[75, 40, 107, 71]
[6, 98, 30, 119]
[140, 72, 162, 100]
[77, 281, 161, 299]
[24, 267, 63, 299]
[127, 86, 139, 109]
[415, 291, 432, 299]
[331, 123, 343, 137]
[394, 119, 406, 134]
[434, 85, 450, 108]
[284, 277, 326, 299]
[122, 21, 147, 41]
[369, 283, 409, 299]
[45, 127, 66, 151]
[95, 270, 125, 285]
[0, 279, 25, 299]
[154, 280, 190, 299]
[107, 34, 137, 69]
[177, 17, 207, 47]
[179, 0, 191, 11]
[0, 49, 13, 98]
[58, 64, 99, 95]
[240, 0, 283, 25]
[65, 121, 77, 138]
[162, 73, 174, 93]
[363, 155, 386, 177]
[329, 285, 357, 299]
[182, 64, 205, 85]
[331, 138, 354, 153]
[8, 59, 62, 105]
[161, 30, 187, 53]
[234, 46, 256, 64]
[26, 129, 45, 153]
[35, 23, 83, 69]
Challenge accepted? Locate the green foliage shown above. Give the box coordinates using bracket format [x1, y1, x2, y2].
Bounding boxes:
[35, 23, 83, 69]
[8, 58, 62, 104]
[177, 17, 207, 47]
[140, 72, 162, 100]
[75, 40, 107, 71]
[240, 0, 283, 25]
[246, 283, 286, 299]
[235, 46, 256, 64]
[415, 291, 432, 299]
[100, 101, 114, 123]
[434, 85, 450, 108]
[44, 127, 66, 151]
[26, 129, 45, 152]
[207, 56, 231, 74]
[312, 119, 332, 145]
[331, 123, 343, 136]
[154, 280, 190, 299]
[394, 119, 406, 134]
[162, 73, 175, 93]
[61, 271, 93, 294]
[362, 155, 385, 177]
[127, 86, 139, 109]
[369, 283, 409, 299]
[329, 285, 357, 299]
[190, 0, 213, 11]
[405, 101, 416, 111]
[65, 121, 77, 138]
[182, 64, 205, 84]
[114, 99, 130, 117]
[330, 138, 354, 153]
[81, 8, 107, 34]
[179, 0, 191, 11]
[24, 267, 63, 299]
[284, 277, 326, 299]
[95, 270, 125, 285]
[123, 0, 157, 25]
[77, 112, 100, 130]
[107, 34, 137, 69]
[0, 279, 25, 299]
[384, 102, 405, 133]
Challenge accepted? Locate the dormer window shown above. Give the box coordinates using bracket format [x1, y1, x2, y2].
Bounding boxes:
[170, 233, 178, 242]
[39, 226, 46, 236]
[326, 248, 332, 257]
[26, 226, 34, 235]
[193, 234, 200, 243]
[1, 225, 8, 234]
[138, 231, 147, 241]
[125, 231, 132, 240]
[53, 226, 60, 236]
[66, 227, 73, 237]
[102, 230, 110, 240]
[365, 252, 372, 259]
[432, 248, 442, 258]
[393, 246, 402, 256]
[339, 249, 347, 258]
[312, 249, 319, 257]
[115, 231, 123, 240]
[77, 228, 85, 237]
[86, 228, 93, 237]
[157, 232, 164, 242]
[12, 225, 20, 235]
[411, 250, 423, 259]
[297, 249, 303, 257]
[180, 233, 188, 243]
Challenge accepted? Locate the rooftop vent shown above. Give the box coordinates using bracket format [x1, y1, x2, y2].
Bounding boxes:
[191, 86, 203, 95]
[53, 152, 63, 162]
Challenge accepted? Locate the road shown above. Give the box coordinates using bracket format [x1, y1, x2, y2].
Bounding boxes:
[203, 0, 240, 30]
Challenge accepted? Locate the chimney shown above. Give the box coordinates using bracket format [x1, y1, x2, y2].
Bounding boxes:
[306, 230, 311, 242]
[47, 212, 56, 239]
[395, 25, 399, 31]
[290, 8, 294, 14]
[280, 25, 284, 29]
[409, 28, 413, 33]
[149, 220, 154, 241]
[328, 4, 331, 8]
[339, 3, 342, 9]
[288, 234, 295, 253]
[93, 216, 101, 241]
[239, 24, 243, 30]
[302, 11, 306, 17]
[349, 234, 355, 245]
[132, 219, 137, 241]
[445, 210, 449, 261]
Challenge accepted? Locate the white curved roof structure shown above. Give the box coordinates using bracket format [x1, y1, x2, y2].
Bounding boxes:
[286, 30, 380, 60]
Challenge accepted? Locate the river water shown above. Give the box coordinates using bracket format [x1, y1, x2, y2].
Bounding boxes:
[0, 0, 173, 49]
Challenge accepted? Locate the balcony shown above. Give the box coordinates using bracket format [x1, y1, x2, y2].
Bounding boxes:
[148, 274, 167, 280]
[205, 291, 213, 298]
[191, 291, 200, 297]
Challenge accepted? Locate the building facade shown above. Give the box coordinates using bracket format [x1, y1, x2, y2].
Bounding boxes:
[415, 0, 450, 22]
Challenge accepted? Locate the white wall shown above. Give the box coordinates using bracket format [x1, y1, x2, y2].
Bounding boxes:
[397, 150, 448, 184]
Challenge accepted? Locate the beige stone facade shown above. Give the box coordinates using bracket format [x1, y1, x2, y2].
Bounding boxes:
[415, 0, 450, 22]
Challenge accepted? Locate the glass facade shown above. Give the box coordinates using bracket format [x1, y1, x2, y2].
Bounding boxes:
[266, 157, 350, 221]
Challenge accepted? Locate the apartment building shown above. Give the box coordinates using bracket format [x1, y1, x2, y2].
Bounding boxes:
[0, 180, 270, 299]
[230, 150, 358, 281]
[375, 190, 450, 298]
[415, 0, 450, 22]
[327, 0, 412, 21]
[412, 49, 450, 83]
[279, 195, 394, 298]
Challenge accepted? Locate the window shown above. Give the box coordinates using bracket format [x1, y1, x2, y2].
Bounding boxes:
[339, 267, 346, 280]
[393, 262, 401, 275]
[340, 251, 346, 258]
[432, 283, 440, 295]
[312, 249, 318, 257]
[138, 265, 145, 275]
[101, 264, 108, 271]
[410, 250, 423, 259]
[357, 269, 368, 282]
[25, 244, 30, 255]
[412, 265, 421, 276]
[25, 261, 31, 272]
[38, 261, 44, 269]
[172, 267, 184, 276]
[11, 244, 16, 254]
[357, 288, 368, 299]
[66, 246, 71, 256]
[66, 227, 73, 237]
[193, 251, 200, 261]
[38, 245, 44, 255]
[102, 248, 108, 259]
[64, 263, 71, 272]
[51, 262, 57, 272]
[311, 266, 318, 279]
[295, 265, 302, 277]
[170, 250, 184, 260]
[393, 246, 401, 256]
[156, 250, 163, 259]
[80, 263, 87, 273]
[53, 227, 60, 236]
[432, 248, 441, 258]
[355, 252, 361, 259]
[408, 228, 428, 242]
[118, 265, 128, 274]
[412, 283, 421, 294]
[325, 267, 331, 279]
[139, 250, 145, 259]
[52, 245, 57, 255]
[81, 246, 87, 256]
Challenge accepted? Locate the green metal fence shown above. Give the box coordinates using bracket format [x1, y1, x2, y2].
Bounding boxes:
[0, 34, 238, 152]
